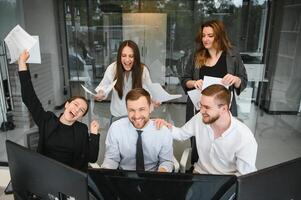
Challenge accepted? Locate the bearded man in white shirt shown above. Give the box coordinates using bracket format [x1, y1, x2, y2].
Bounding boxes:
[157, 84, 257, 176]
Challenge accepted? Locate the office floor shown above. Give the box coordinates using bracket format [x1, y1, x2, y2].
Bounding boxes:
[1, 101, 301, 198]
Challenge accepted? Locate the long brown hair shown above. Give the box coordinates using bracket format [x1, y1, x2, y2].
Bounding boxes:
[114, 40, 143, 99]
[195, 20, 232, 67]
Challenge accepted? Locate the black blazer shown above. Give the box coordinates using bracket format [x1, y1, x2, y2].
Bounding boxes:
[19, 70, 99, 172]
[181, 48, 248, 120]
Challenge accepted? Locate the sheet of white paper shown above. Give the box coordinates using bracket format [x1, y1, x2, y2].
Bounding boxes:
[4, 25, 37, 64]
[202, 76, 229, 90]
[81, 84, 97, 96]
[95, 80, 117, 95]
[27, 36, 41, 64]
[147, 83, 182, 102]
[188, 76, 230, 110]
[187, 89, 201, 110]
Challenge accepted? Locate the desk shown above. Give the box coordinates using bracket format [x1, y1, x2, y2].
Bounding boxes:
[0, 166, 13, 200]
[0, 167, 10, 188]
[244, 64, 267, 82]
[166, 51, 186, 76]
[0, 191, 13, 200]
[69, 76, 91, 97]
[236, 64, 268, 113]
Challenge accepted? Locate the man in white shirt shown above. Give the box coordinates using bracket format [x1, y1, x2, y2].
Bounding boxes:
[101, 88, 173, 172]
[157, 84, 257, 175]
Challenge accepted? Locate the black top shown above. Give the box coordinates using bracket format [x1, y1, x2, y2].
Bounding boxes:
[199, 51, 227, 79]
[19, 70, 100, 172]
[44, 121, 75, 167]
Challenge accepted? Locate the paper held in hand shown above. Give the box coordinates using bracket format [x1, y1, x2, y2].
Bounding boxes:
[94, 80, 117, 94]
[81, 80, 117, 97]
[187, 76, 229, 110]
[4, 25, 39, 64]
[81, 84, 97, 96]
[146, 83, 182, 103]
[202, 76, 228, 90]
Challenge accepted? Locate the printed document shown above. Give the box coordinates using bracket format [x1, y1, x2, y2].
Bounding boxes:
[81, 84, 97, 96]
[146, 83, 182, 103]
[4, 25, 37, 64]
[27, 36, 41, 64]
[188, 76, 229, 110]
[82, 80, 117, 97]
[202, 76, 228, 90]
[187, 89, 201, 110]
[95, 80, 117, 95]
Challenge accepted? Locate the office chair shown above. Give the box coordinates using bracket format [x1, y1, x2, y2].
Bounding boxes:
[173, 155, 180, 172]
[179, 136, 198, 173]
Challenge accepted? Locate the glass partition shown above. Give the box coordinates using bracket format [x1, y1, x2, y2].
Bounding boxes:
[0, 0, 299, 173]
[63, 0, 269, 133]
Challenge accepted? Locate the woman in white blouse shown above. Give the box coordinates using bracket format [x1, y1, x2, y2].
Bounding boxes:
[94, 40, 156, 120]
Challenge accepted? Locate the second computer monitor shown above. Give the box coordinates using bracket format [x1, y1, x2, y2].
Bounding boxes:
[6, 140, 89, 200]
[236, 157, 301, 200]
[88, 168, 236, 200]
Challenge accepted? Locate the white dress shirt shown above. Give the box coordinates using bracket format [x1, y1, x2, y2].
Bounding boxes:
[95, 62, 153, 117]
[101, 118, 174, 172]
[171, 112, 258, 176]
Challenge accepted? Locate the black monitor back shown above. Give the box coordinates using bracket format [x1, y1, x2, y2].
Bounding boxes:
[6, 140, 89, 200]
[88, 168, 236, 200]
[236, 157, 301, 200]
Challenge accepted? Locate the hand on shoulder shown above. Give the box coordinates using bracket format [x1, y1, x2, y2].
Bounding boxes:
[153, 118, 173, 130]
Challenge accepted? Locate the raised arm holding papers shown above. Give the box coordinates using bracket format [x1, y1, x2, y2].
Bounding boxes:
[4, 25, 39, 64]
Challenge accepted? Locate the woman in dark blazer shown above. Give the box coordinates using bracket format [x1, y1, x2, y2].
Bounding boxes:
[18, 50, 100, 172]
[181, 20, 248, 121]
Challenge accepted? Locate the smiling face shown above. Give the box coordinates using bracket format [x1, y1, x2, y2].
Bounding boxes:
[62, 98, 88, 124]
[121, 45, 134, 71]
[199, 95, 222, 124]
[127, 96, 151, 129]
[202, 26, 216, 50]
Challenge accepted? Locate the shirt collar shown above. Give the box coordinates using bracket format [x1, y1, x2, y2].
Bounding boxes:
[220, 114, 235, 137]
[205, 113, 236, 138]
[128, 119, 152, 132]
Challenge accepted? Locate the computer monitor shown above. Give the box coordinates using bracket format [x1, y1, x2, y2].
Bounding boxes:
[236, 157, 301, 200]
[6, 140, 89, 200]
[88, 168, 236, 200]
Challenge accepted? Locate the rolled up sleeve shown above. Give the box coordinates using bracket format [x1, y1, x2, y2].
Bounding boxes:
[158, 133, 174, 172]
[101, 128, 120, 169]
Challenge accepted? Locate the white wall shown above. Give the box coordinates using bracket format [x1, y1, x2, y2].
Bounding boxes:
[0, 0, 24, 124]
[23, 0, 63, 106]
